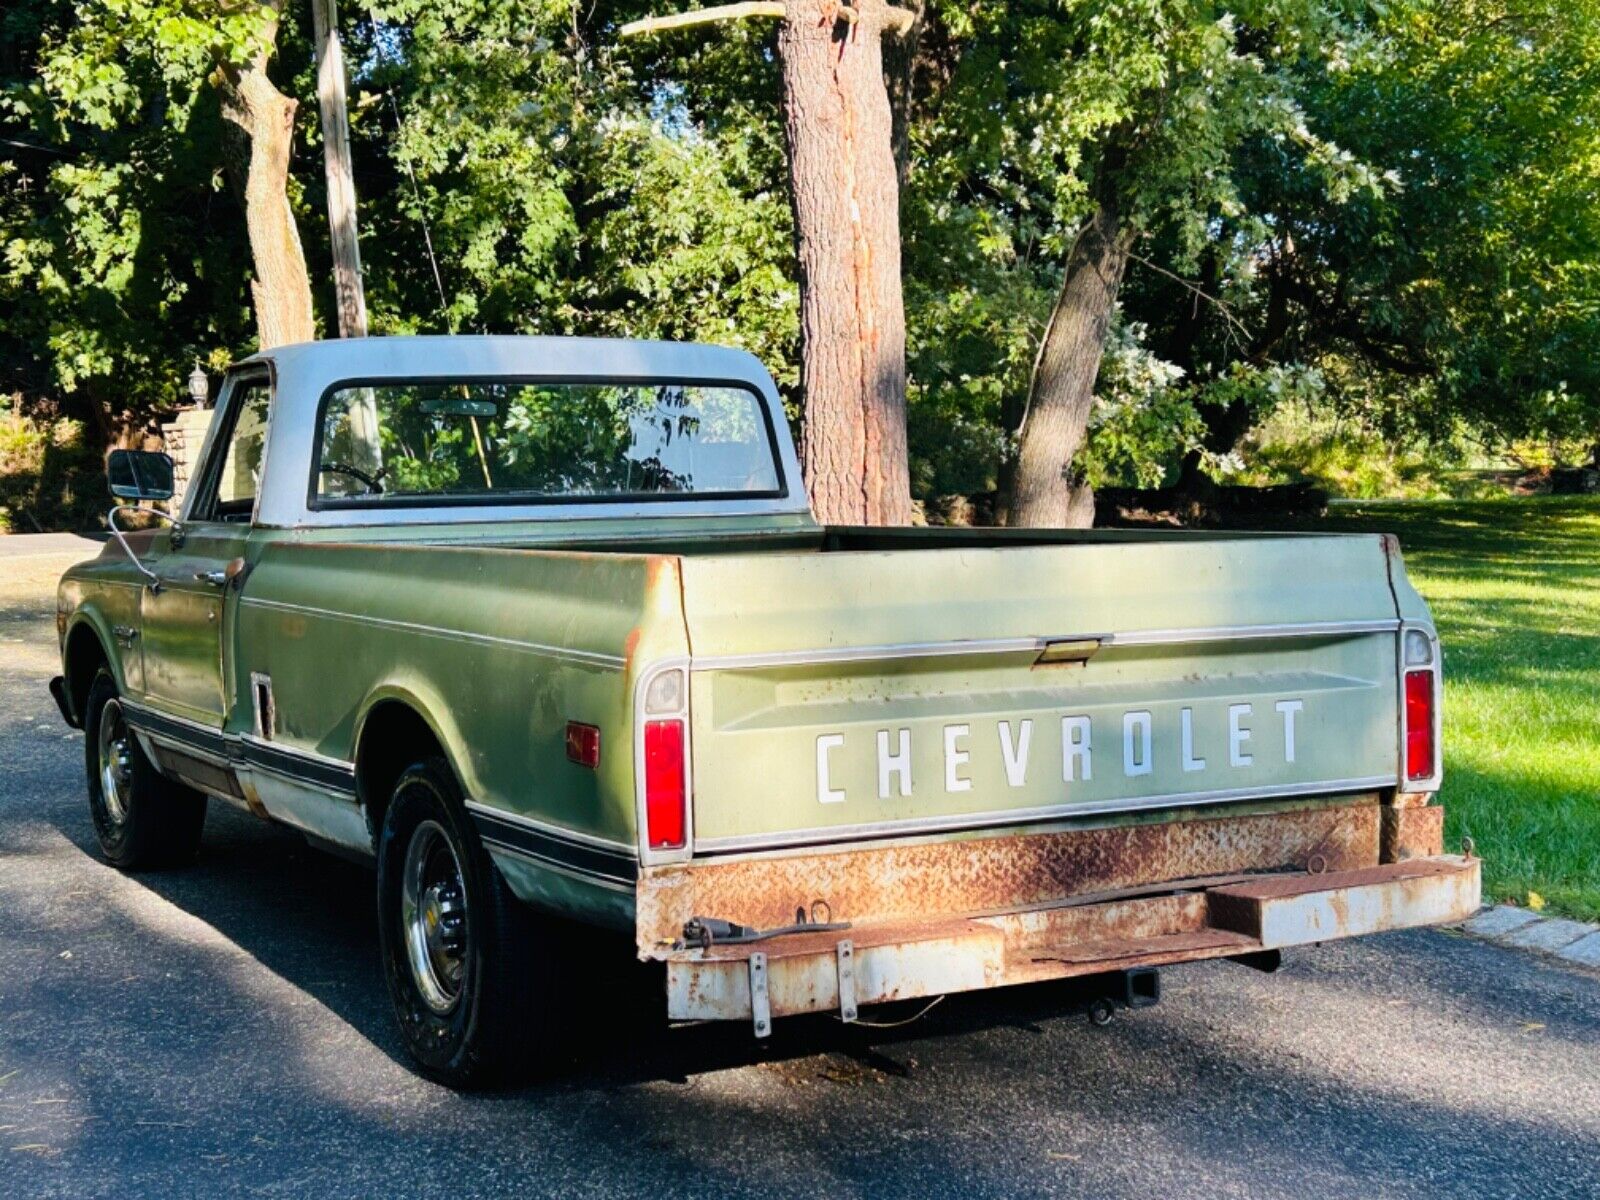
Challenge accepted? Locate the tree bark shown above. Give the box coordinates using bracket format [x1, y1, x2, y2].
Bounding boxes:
[215, 5, 315, 350]
[779, 0, 913, 526]
[1008, 193, 1134, 528]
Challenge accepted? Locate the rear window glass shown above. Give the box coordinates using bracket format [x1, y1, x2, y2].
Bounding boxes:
[314, 380, 782, 505]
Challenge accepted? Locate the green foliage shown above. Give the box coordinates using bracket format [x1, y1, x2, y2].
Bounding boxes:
[0, 398, 100, 531]
[1225, 403, 1487, 499]
[1, 0, 267, 433]
[1079, 318, 1202, 488]
[901, 0, 1393, 496]
[5, 0, 1600, 527]
[350, 0, 798, 377]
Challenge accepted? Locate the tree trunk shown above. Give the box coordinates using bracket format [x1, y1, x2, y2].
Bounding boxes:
[215, 7, 315, 350]
[1007, 194, 1133, 528]
[779, 0, 913, 526]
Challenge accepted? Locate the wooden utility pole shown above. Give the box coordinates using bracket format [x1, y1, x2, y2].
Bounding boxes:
[311, 0, 368, 338]
[624, 2, 917, 526]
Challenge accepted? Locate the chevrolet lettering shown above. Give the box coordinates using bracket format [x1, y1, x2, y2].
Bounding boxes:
[50, 336, 1477, 1088]
[815, 699, 1308, 806]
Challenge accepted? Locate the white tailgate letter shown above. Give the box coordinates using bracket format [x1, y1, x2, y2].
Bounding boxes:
[877, 728, 912, 799]
[1062, 715, 1093, 782]
[998, 719, 1033, 788]
[817, 734, 846, 804]
[1180, 707, 1206, 772]
[1276, 699, 1303, 763]
[1123, 711, 1153, 777]
[944, 724, 972, 793]
[1228, 704, 1254, 767]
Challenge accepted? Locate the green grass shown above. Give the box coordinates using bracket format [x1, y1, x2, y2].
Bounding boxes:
[1304, 498, 1600, 921]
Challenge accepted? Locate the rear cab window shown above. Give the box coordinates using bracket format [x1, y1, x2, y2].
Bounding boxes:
[312, 379, 785, 508]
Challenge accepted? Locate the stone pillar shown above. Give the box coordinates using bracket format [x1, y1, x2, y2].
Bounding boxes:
[161, 407, 215, 514]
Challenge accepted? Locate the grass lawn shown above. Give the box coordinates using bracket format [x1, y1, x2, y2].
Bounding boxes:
[1308, 497, 1600, 921]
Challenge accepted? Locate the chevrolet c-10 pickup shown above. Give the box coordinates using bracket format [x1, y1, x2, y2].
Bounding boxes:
[51, 335, 1478, 1087]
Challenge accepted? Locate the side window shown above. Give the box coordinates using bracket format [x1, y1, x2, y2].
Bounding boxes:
[193, 378, 271, 523]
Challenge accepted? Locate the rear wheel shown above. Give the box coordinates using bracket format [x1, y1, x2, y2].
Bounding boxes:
[83, 671, 207, 869]
[376, 758, 554, 1088]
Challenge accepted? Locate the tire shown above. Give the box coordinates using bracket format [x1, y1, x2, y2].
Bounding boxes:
[83, 670, 207, 869]
[376, 758, 554, 1088]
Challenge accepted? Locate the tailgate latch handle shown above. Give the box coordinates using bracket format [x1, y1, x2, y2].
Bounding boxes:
[1035, 637, 1103, 668]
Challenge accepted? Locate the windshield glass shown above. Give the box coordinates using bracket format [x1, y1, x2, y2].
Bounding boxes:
[315, 379, 783, 505]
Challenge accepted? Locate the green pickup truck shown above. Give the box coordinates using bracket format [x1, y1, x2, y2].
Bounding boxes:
[52, 335, 1477, 1086]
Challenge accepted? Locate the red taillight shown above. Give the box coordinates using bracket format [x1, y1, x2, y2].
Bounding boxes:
[1404, 668, 1436, 781]
[644, 719, 686, 849]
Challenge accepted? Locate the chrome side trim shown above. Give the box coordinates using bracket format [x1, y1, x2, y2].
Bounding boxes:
[239, 732, 354, 775]
[122, 698, 359, 797]
[691, 775, 1400, 856]
[480, 839, 635, 894]
[238, 596, 626, 670]
[121, 699, 230, 761]
[463, 801, 636, 856]
[689, 619, 1402, 672]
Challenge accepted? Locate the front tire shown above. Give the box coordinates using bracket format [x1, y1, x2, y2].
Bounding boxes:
[376, 758, 553, 1088]
[83, 671, 207, 869]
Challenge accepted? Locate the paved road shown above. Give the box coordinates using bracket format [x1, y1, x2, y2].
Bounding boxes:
[4, 542, 1600, 1199]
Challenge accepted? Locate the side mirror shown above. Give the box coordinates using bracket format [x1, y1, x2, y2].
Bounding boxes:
[107, 449, 176, 502]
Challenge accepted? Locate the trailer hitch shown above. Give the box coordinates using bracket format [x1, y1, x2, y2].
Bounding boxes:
[1087, 967, 1162, 1026]
[679, 906, 852, 951]
[680, 900, 850, 950]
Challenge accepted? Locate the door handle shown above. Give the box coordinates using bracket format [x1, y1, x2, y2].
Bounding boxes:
[194, 558, 250, 589]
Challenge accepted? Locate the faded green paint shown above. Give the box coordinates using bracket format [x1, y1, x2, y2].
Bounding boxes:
[679, 536, 1405, 845]
[234, 537, 687, 849]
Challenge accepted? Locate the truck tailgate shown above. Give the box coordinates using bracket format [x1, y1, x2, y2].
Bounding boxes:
[677, 534, 1404, 852]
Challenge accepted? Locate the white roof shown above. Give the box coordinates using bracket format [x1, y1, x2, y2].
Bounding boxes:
[241, 334, 778, 397]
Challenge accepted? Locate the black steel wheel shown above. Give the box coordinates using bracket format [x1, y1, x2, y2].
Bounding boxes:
[83, 670, 207, 869]
[376, 757, 554, 1088]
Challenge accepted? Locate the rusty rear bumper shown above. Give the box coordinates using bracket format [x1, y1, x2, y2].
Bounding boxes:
[661, 854, 1480, 1027]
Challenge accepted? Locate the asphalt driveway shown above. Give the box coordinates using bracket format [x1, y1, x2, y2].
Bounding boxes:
[3, 540, 1599, 1199]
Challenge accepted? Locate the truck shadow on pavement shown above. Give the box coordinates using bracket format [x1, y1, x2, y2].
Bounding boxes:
[44, 801, 1140, 1086]
[21, 797, 1600, 1198]
[39, 799, 1600, 1089]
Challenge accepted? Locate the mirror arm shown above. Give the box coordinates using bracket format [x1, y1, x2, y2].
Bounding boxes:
[107, 504, 179, 593]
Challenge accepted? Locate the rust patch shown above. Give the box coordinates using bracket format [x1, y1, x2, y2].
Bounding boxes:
[1381, 804, 1444, 862]
[1034, 927, 1257, 966]
[1208, 855, 1478, 946]
[638, 798, 1381, 954]
[621, 626, 644, 673]
[1209, 855, 1470, 902]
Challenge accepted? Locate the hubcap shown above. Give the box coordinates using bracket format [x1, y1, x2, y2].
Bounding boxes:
[401, 820, 468, 1015]
[97, 699, 133, 825]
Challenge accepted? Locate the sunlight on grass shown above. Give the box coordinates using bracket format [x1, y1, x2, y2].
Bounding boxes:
[1320, 498, 1600, 921]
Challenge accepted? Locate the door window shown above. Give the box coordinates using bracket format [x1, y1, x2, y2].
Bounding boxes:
[193, 378, 271, 523]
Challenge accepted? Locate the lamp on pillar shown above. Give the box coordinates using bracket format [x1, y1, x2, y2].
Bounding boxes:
[187, 361, 210, 409]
